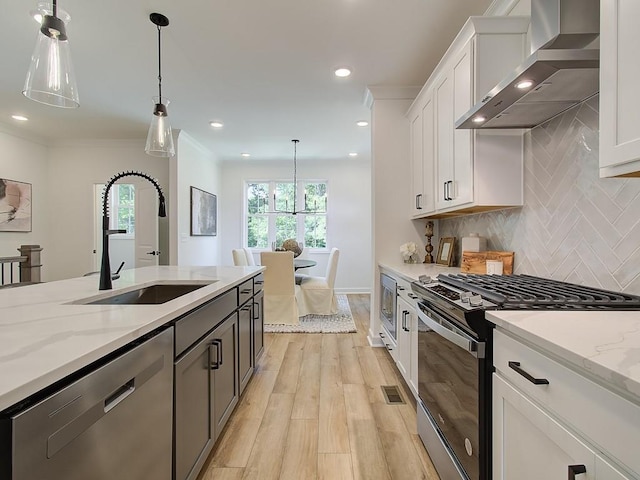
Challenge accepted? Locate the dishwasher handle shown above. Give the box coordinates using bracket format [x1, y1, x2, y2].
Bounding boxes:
[104, 379, 135, 413]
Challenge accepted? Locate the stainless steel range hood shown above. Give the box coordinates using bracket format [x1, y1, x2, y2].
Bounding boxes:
[456, 0, 600, 129]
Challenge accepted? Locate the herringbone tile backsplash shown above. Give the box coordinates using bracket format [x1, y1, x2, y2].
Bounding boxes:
[439, 95, 640, 295]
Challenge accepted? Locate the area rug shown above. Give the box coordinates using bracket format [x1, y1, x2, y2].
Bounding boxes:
[264, 294, 356, 333]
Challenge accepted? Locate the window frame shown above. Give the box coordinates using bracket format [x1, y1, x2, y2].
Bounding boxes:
[109, 183, 135, 240]
[244, 179, 329, 252]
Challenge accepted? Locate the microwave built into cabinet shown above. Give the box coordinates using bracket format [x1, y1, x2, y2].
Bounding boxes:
[408, 16, 529, 219]
[379, 273, 397, 344]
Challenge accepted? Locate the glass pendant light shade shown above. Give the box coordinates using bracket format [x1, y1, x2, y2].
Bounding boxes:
[23, 3, 79, 108]
[145, 97, 175, 157]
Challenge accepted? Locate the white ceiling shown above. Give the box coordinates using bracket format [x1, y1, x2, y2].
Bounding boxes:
[0, 0, 493, 162]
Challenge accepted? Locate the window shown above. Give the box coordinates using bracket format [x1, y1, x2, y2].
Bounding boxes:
[246, 181, 327, 249]
[110, 184, 135, 236]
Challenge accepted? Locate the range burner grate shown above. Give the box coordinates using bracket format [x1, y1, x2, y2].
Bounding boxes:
[438, 274, 640, 309]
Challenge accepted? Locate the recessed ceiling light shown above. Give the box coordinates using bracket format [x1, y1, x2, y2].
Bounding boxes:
[348, 152, 358, 157]
[516, 80, 534, 89]
[356, 120, 369, 127]
[334, 67, 351, 78]
[472, 116, 486, 123]
[241, 152, 250, 157]
[209, 121, 223, 128]
[11, 115, 28, 122]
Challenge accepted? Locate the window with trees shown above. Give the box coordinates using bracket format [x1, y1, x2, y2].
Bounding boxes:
[110, 184, 135, 236]
[246, 181, 327, 249]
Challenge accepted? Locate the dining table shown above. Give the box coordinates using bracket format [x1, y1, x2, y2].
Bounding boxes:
[293, 258, 317, 270]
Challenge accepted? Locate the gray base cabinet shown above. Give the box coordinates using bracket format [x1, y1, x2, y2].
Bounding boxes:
[173, 273, 264, 480]
[253, 289, 264, 362]
[238, 302, 253, 394]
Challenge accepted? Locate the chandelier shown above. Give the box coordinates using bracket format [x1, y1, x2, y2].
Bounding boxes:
[272, 139, 318, 215]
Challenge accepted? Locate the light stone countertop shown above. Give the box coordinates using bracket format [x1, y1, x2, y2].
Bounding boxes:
[378, 261, 460, 283]
[0, 265, 264, 411]
[487, 310, 640, 403]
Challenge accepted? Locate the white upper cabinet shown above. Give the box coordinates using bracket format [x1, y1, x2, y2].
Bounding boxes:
[600, 0, 640, 177]
[407, 16, 529, 219]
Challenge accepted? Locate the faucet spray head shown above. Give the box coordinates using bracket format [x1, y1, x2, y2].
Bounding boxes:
[159, 194, 166, 217]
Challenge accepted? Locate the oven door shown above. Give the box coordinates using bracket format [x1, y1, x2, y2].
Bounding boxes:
[417, 301, 485, 480]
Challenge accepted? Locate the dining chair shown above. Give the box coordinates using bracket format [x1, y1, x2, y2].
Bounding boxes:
[243, 247, 256, 266]
[260, 251, 300, 325]
[232, 249, 249, 266]
[296, 247, 339, 316]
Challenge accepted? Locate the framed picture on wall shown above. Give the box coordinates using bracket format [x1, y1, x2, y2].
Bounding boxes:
[0, 178, 32, 232]
[436, 237, 455, 266]
[190, 186, 217, 236]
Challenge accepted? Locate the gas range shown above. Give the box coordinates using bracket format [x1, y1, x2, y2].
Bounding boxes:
[411, 273, 640, 339]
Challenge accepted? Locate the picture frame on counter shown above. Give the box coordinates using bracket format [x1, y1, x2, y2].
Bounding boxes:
[436, 237, 455, 266]
[190, 186, 217, 236]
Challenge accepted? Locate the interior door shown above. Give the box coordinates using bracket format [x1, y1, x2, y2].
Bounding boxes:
[135, 184, 159, 267]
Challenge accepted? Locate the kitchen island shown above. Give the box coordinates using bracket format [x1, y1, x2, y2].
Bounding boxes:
[0, 265, 265, 480]
[0, 265, 263, 411]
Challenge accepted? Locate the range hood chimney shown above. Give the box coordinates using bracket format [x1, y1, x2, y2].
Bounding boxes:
[456, 0, 600, 129]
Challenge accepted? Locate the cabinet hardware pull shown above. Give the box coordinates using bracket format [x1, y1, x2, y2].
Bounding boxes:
[397, 286, 405, 291]
[408, 293, 418, 299]
[241, 288, 252, 294]
[443, 181, 448, 201]
[402, 310, 410, 332]
[508, 361, 549, 385]
[416, 194, 422, 209]
[210, 339, 223, 370]
[253, 301, 260, 320]
[447, 180, 453, 200]
[568, 464, 586, 479]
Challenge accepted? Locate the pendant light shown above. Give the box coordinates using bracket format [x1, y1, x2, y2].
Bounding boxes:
[23, 0, 79, 108]
[145, 13, 175, 157]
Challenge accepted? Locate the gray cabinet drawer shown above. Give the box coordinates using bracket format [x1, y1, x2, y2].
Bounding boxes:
[175, 290, 237, 357]
[238, 279, 253, 306]
[253, 273, 264, 294]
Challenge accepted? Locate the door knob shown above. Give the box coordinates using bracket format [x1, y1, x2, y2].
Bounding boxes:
[146, 250, 161, 256]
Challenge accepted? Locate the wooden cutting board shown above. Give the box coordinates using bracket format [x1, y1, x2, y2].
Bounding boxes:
[461, 251, 514, 274]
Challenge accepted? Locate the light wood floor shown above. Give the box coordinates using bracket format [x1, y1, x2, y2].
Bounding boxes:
[198, 294, 440, 480]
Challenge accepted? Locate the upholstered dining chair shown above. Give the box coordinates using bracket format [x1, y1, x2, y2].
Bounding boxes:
[260, 251, 300, 325]
[296, 247, 340, 316]
[243, 247, 256, 266]
[232, 249, 249, 266]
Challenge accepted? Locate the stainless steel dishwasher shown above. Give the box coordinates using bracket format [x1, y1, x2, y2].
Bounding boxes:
[1, 327, 173, 480]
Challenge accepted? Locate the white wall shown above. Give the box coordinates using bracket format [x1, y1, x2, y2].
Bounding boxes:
[47, 140, 169, 280]
[220, 156, 372, 294]
[0, 127, 50, 279]
[171, 131, 221, 266]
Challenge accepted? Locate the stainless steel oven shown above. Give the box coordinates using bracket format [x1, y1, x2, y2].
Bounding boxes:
[379, 273, 397, 341]
[416, 301, 488, 480]
[412, 273, 640, 480]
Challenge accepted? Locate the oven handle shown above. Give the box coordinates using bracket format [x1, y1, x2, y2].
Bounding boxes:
[417, 303, 485, 359]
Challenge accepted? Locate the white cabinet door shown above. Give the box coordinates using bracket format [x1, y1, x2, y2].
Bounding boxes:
[451, 40, 474, 207]
[600, 0, 640, 177]
[420, 94, 435, 215]
[435, 70, 454, 211]
[410, 109, 424, 216]
[395, 296, 413, 380]
[493, 374, 596, 480]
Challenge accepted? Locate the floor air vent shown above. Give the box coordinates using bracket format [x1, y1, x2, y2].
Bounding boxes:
[381, 385, 405, 405]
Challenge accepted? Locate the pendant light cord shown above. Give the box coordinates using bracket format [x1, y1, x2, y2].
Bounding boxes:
[292, 139, 299, 212]
[52, 0, 57, 18]
[157, 24, 162, 104]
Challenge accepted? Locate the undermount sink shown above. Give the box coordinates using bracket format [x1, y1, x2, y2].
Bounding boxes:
[75, 282, 215, 305]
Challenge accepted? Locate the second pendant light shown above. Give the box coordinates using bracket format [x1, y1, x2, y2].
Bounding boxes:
[145, 12, 175, 157]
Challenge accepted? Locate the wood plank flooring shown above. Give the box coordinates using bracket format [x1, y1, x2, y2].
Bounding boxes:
[199, 294, 440, 480]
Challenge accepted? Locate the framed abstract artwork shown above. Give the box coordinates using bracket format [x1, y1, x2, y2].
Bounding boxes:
[190, 186, 217, 236]
[0, 178, 32, 232]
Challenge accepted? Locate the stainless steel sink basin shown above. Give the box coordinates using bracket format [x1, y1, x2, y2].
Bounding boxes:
[76, 282, 215, 305]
